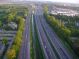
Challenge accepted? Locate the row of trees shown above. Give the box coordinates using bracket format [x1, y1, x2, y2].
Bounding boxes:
[44, 5, 74, 39]
[44, 13, 77, 56]
[44, 5, 72, 47]
[44, 6, 79, 56]
[6, 17, 25, 59]
[45, 14, 71, 39]
[52, 14, 79, 37]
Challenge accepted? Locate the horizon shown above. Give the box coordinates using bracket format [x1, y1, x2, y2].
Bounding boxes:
[0, 0, 79, 4]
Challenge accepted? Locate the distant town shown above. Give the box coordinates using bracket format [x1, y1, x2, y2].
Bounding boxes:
[49, 6, 79, 16]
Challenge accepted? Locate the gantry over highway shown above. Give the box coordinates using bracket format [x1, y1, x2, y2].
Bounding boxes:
[18, 4, 78, 59]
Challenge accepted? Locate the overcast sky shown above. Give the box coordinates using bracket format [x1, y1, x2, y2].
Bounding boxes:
[0, 0, 79, 3]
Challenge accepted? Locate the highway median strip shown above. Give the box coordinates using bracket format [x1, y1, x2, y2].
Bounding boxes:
[33, 14, 45, 59]
[30, 14, 35, 59]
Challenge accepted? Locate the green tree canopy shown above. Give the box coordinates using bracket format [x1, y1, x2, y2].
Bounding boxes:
[2, 37, 8, 46]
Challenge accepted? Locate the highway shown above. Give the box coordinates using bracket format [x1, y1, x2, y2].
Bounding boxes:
[18, 10, 31, 59]
[34, 6, 57, 59]
[31, 13, 44, 59]
[18, 5, 78, 59]
[40, 15, 75, 59]
[33, 5, 78, 59]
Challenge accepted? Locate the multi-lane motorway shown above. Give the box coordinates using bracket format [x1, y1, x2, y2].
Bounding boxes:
[18, 5, 78, 59]
[33, 5, 78, 59]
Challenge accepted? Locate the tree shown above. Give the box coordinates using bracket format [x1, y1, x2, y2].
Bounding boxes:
[0, 21, 2, 27]
[44, 5, 48, 13]
[61, 28, 71, 38]
[12, 45, 19, 52]
[2, 37, 8, 46]
[6, 49, 16, 59]
[7, 13, 15, 22]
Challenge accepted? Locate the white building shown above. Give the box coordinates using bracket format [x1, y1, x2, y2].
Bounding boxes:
[8, 22, 17, 29]
[49, 7, 79, 16]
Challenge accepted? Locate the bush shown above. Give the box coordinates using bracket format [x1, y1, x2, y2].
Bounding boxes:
[6, 17, 25, 59]
[6, 49, 16, 59]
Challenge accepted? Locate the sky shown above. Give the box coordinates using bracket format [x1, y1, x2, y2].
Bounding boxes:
[0, 0, 79, 3]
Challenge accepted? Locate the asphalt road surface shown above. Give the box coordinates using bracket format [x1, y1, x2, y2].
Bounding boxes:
[18, 5, 78, 59]
[18, 11, 31, 59]
[33, 5, 78, 59]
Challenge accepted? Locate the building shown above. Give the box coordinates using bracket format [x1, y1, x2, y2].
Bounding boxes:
[49, 7, 79, 16]
[8, 22, 17, 29]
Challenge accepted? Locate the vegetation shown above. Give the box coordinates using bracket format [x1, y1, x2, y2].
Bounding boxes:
[2, 37, 8, 46]
[0, 4, 28, 59]
[44, 14, 72, 43]
[30, 15, 35, 59]
[44, 6, 79, 56]
[52, 15, 79, 37]
[34, 16, 44, 59]
[0, 4, 28, 30]
[6, 16, 25, 59]
[50, 14, 79, 55]
[0, 21, 2, 27]
[6, 49, 16, 59]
